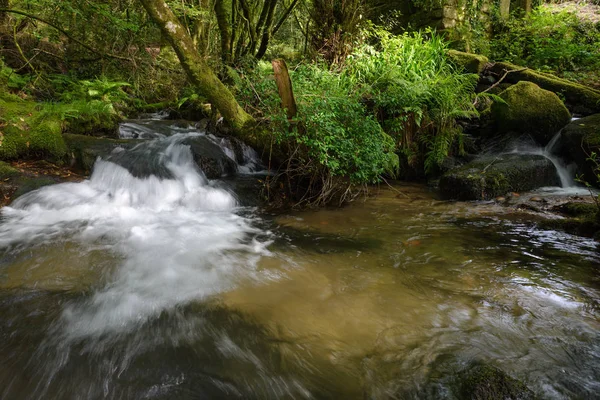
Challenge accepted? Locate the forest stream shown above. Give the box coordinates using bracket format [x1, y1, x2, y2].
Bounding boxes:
[0, 120, 599, 399]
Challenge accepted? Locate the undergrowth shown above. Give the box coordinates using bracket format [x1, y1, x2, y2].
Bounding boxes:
[489, 5, 600, 87]
[238, 30, 478, 205]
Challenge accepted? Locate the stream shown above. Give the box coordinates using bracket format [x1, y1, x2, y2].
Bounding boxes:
[0, 120, 599, 399]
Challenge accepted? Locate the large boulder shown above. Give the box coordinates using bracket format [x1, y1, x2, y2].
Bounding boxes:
[560, 113, 600, 184]
[489, 62, 600, 115]
[439, 154, 560, 200]
[490, 81, 571, 146]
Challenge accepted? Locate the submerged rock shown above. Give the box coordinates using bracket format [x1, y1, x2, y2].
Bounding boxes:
[64, 133, 137, 174]
[490, 81, 571, 146]
[439, 154, 560, 200]
[454, 363, 535, 400]
[560, 113, 600, 184]
[183, 136, 238, 179]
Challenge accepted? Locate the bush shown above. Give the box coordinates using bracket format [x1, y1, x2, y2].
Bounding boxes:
[490, 6, 600, 82]
[238, 61, 397, 206]
[344, 30, 479, 173]
[237, 30, 478, 205]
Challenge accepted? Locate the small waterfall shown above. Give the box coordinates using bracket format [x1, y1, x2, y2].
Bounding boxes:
[541, 131, 576, 188]
[0, 125, 272, 338]
[507, 130, 577, 189]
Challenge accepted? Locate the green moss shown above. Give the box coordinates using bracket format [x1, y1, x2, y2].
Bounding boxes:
[491, 81, 571, 145]
[439, 154, 560, 200]
[490, 62, 600, 114]
[0, 161, 18, 179]
[555, 201, 598, 217]
[447, 50, 489, 74]
[455, 363, 535, 400]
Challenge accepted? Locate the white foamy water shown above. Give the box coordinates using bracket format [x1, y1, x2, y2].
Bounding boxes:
[0, 132, 271, 337]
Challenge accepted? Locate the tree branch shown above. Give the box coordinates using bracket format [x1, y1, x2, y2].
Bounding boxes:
[0, 8, 132, 61]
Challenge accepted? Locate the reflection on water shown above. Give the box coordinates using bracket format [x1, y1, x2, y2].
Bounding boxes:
[1, 150, 599, 398]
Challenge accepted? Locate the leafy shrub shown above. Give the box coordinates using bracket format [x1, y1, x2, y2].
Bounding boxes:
[237, 31, 478, 204]
[344, 30, 478, 173]
[238, 61, 397, 206]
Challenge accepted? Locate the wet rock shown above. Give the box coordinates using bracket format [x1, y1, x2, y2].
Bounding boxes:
[454, 363, 535, 400]
[64, 134, 137, 174]
[183, 136, 237, 179]
[0, 160, 83, 205]
[560, 113, 600, 184]
[439, 154, 560, 200]
[489, 81, 571, 146]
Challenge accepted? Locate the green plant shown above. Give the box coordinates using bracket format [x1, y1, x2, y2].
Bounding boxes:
[489, 6, 600, 85]
[344, 29, 478, 173]
[238, 60, 397, 206]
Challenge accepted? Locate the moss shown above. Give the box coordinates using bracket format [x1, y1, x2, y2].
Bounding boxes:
[0, 161, 18, 179]
[439, 154, 560, 200]
[491, 81, 571, 145]
[455, 363, 535, 400]
[11, 176, 57, 199]
[490, 62, 600, 115]
[448, 50, 489, 74]
[555, 201, 598, 217]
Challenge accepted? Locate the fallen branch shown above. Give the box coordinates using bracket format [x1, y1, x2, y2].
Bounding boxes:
[481, 66, 528, 94]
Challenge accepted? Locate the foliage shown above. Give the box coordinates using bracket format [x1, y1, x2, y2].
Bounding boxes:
[238, 60, 397, 205]
[236, 30, 478, 204]
[309, 0, 367, 65]
[344, 29, 478, 173]
[489, 6, 600, 85]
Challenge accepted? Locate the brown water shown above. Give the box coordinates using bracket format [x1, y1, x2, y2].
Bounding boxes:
[0, 149, 599, 399]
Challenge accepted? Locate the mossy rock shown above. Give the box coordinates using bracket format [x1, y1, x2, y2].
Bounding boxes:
[448, 50, 489, 74]
[63, 133, 135, 174]
[454, 363, 535, 400]
[489, 62, 600, 115]
[0, 118, 67, 162]
[490, 81, 571, 146]
[560, 113, 600, 184]
[439, 154, 560, 200]
[0, 160, 18, 179]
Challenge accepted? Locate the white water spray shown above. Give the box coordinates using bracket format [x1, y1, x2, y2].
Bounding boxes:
[0, 131, 272, 338]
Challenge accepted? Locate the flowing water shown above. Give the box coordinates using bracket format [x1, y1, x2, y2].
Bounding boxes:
[0, 121, 599, 399]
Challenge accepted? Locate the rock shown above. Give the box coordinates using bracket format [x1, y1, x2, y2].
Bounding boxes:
[489, 62, 600, 115]
[454, 363, 535, 400]
[0, 160, 83, 206]
[560, 113, 600, 184]
[63, 134, 137, 174]
[448, 50, 489, 74]
[439, 154, 560, 200]
[490, 81, 571, 146]
[183, 136, 237, 179]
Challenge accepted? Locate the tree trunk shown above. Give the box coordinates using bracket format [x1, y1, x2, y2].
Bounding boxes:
[138, 0, 256, 139]
[0, 0, 9, 27]
[272, 59, 297, 119]
[214, 0, 232, 63]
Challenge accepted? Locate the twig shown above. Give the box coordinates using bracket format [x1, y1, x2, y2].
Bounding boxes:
[480, 66, 528, 94]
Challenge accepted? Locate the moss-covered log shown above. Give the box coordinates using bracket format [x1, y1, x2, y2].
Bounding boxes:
[137, 0, 257, 142]
[489, 62, 600, 115]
